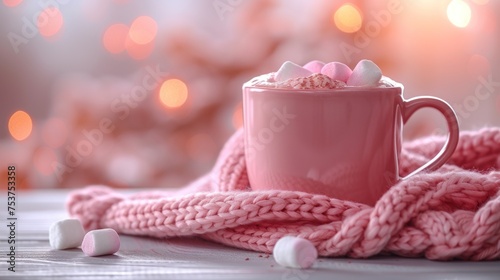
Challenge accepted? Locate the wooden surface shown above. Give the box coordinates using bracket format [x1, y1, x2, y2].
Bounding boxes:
[1, 190, 500, 280]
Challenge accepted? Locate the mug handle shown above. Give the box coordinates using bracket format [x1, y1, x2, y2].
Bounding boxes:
[401, 96, 460, 179]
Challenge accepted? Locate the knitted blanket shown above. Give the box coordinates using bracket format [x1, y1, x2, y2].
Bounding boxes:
[67, 127, 500, 260]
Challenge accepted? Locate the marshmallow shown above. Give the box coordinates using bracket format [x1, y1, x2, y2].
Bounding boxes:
[49, 218, 85, 250]
[321, 62, 352, 83]
[377, 75, 402, 88]
[275, 61, 313, 82]
[244, 73, 276, 88]
[81, 228, 120, 257]
[346, 59, 382, 87]
[273, 236, 317, 269]
[278, 73, 346, 90]
[303, 60, 325, 73]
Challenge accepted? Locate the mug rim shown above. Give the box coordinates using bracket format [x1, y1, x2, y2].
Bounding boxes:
[243, 85, 403, 95]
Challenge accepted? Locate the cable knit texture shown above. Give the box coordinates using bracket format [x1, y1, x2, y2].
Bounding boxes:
[67, 127, 500, 260]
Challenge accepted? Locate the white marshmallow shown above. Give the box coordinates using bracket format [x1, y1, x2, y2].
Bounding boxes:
[81, 228, 120, 257]
[346, 59, 382, 87]
[275, 61, 313, 82]
[321, 62, 352, 82]
[273, 236, 317, 269]
[49, 218, 86, 250]
[303, 60, 325, 73]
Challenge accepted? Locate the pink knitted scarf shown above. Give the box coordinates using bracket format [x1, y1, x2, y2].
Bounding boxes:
[67, 127, 500, 260]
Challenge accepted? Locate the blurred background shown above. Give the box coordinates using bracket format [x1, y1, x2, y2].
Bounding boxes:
[0, 0, 499, 190]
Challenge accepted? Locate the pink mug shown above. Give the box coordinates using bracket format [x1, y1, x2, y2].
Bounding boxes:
[242, 86, 459, 205]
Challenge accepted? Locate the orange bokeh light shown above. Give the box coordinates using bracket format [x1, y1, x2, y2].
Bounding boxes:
[129, 16, 158, 45]
[159, 79, 188, 109]
[103, 23, 129, 54]
[37, 7, 64, 38]
[333, 3, 363, 33]
[8, 110, 33, 141]
[3, 0, 22, 7]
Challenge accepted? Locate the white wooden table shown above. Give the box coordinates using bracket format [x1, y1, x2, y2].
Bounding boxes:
[1, 190, 499, 280]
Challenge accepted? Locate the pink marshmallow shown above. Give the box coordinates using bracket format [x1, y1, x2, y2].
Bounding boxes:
[346, 59, 382, 87]
[303, 60, 325, 73]
[274, 61, 313, 82]
[81, 228, 120, 257]
[321, 62, 352, 83]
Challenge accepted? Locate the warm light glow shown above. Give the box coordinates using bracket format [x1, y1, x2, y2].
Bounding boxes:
[3, 0, 22, 7]
[126, 16, 157, 59]
[42, 118, 68, 148]
[8, 110, 33, 141]
[34, 147, 58, 176]
[38, 7, 64, 37]
[447, 0, 471, 28]
[333, 3, 363, 33]
[159, 79, 188, 108]
[103, 23, 129, 54]
[129, 16, 158, 45]
[472, 0, 489, 5]
[232, 103, 243, 129]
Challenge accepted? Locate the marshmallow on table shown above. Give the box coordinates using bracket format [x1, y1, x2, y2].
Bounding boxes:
[49, 218, 85, 250]
[81, 228, 120, 257]
[273, 236, 318, 269]
[303, 60, 325, 73]
[275, 61, 313, 82]
[321, 62, 352, 83]
[346, 59, 382, 86]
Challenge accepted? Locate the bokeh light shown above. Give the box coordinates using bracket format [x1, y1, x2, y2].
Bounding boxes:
[38, 7, 64, 38]
[129, 16, 158, 45]
[159, 79, 188, 108]
[3, 0, 22, 7]
[103, 23, 129, 54]
[232, 103, 243, 129]
[34, 147, 58, 176]
[42, 118, 68, 148]
[447, 0, 471, 28]
[333, 3, 363, 33]
[8, 110, 33, 141]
